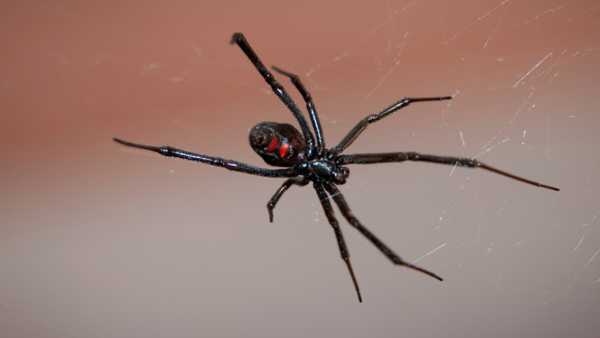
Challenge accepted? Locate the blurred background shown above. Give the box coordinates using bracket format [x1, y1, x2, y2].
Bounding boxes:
[1, 0, 599, 337]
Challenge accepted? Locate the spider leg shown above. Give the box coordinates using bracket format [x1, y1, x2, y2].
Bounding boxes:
[267, 177, 309, 222]
[337, 152, 559, 191]
[272, 65, 325, 155]
[314, 182, 363, 303]
[113, 138, 296, 178]
[230, 33, 317, 159]
[331, 96, 452, 154]
[324, 182, 444, 282]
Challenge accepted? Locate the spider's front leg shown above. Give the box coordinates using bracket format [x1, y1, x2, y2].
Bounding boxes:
[324, 183, 444, 282]
[336, 152, 559, 191]
[332, 96, 452, 154]
[314, 182, 363, 302]
[266, 177, 309, 222]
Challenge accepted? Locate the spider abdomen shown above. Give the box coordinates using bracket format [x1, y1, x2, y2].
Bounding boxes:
[249, 122, 306, 167]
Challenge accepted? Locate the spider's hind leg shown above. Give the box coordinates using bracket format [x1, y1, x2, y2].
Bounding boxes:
[230, 32, 317, 158]
[113, 138, 297, 178]
[272, 65, 325, 154]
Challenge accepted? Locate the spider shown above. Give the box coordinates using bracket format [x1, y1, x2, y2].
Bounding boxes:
[114, 32, 559, 303]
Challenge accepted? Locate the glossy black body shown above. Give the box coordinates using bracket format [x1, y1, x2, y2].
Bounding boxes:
[114, 32, 559, 303]
[249, 122, 306, 167]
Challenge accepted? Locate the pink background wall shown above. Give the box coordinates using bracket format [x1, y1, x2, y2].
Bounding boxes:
[1, 1, 599, 337]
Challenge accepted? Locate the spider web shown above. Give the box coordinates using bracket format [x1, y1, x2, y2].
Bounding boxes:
[2, 2, 599, 337]
[271, 0, 600, 327]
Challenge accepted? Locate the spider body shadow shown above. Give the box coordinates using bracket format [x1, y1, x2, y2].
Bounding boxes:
[114, 32, 559, 303]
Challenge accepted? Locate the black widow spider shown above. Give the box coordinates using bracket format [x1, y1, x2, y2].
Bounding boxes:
[114, 32, 559, 303]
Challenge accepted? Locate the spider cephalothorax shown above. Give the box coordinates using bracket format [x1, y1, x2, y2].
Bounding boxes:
[114, 32, 559, 302]
[249, 121, 353, 186]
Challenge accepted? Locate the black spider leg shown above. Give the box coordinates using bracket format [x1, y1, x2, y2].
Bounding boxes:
[314, 182, 363, 302]
[332, 96, 452, 154]
[337, 152, 559, 191]
[323, 182, 444, 282]
[267, 177, 309, 222]
[113, 138, 297, 178]
[271, 66, 325, 156]
[230, 33, 317, 159]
